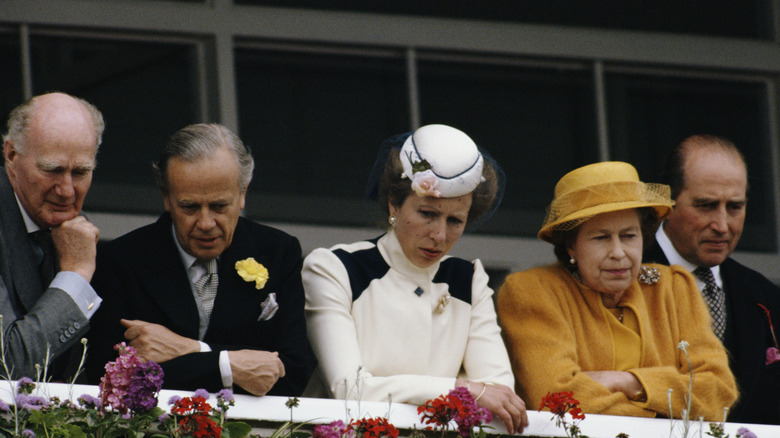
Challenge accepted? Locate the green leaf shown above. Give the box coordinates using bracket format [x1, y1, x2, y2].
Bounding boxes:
[61, 423, 88, 438]
[411, 159, 432, 174]
[223, 421, 253, 438]
[268, 420, 293, 438]
[147, 406, 165, 418]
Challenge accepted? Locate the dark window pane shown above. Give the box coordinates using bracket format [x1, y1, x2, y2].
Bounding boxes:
[417, 58, 598, 236]
[0, 30, 24, 129]
[235, 47, 409, 226]
[606, 73, 774, 252]
[236, 0, 772, 39]
[29, 34, 201, 213]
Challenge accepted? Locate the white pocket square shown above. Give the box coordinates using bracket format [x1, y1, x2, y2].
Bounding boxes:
[258, 292, 278, 321]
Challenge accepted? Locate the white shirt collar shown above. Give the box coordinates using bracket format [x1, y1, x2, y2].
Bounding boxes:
[14, 193, 40, 234]
[171, 224, 198, 271]
[656, 221, 722, 288]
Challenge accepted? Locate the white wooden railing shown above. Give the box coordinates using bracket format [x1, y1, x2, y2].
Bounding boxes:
[2, 382, 778, 438]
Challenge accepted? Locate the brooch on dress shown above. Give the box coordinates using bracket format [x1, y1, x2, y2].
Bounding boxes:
[436, 293, 450, 313]
[638, 266, 660, 285]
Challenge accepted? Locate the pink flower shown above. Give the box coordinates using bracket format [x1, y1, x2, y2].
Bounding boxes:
[313, 419, 352, 438]
[410, 170, 441, 197]
[766, 346, 780, 365]
[99, 342, 163, 414]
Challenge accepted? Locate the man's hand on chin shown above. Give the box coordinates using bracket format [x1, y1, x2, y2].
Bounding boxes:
[52, 215, 100, 282]
[228, 350, 285, 396]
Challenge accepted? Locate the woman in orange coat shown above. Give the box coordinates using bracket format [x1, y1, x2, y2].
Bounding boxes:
[498, 161, 737, 420]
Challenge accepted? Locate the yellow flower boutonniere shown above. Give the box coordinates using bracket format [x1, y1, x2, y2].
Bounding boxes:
[235, 257, 269, 290]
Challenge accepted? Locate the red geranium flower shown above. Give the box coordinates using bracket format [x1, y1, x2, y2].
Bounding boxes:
[349, 416, 399, 438]
[538, 391, 587, 438]
[170, 394, 222, 438]
[538, 391, 585, 420]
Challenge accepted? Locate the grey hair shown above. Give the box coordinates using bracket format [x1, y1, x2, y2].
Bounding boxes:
[3, 93, 105, 153]
[153, 123, 254, 194]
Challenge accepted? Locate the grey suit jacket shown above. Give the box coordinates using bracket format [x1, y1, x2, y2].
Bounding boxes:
[0, 169, 89, 379]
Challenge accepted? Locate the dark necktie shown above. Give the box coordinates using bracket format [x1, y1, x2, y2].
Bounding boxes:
[693, 266, 727, 341]
[194, 259, 218, 319]
[30, 230, 57, 287]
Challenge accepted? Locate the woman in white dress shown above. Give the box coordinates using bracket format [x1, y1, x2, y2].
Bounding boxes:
[302, 124, 527, 434]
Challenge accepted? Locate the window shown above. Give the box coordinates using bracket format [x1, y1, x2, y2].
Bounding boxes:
[417, 56, 597, 235]
[235, 45, 409, 226]
[28, 33, 201, 213]
[0, 30, 24, 126]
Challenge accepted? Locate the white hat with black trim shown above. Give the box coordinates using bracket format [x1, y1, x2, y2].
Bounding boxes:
[399, 124, 485, 198]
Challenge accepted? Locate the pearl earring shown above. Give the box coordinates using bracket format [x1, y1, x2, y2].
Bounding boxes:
[388, 216, 397, 227]
[569, 257, 576, 265]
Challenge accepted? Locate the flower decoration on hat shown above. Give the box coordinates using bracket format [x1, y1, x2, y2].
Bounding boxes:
[235, 257, 269, 290]
[407, 154, 442, 197]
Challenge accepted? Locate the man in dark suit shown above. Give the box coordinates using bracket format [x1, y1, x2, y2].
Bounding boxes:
[0, 93, 103, 380]
[88, 123, 315, 396]
[644, 134, 780, 425]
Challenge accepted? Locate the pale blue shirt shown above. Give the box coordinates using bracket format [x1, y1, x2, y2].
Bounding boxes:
[16, 195, 101, 318]
[171, 226, 233, 388]
[655, 221, 723, 289]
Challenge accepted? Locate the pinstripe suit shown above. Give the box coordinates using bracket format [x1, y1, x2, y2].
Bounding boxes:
[0, 169, 90, 379]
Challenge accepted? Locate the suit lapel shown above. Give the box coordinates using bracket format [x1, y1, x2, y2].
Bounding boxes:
[643, 243, 670, 265]
[720, 259, 766, 375]
[207, 219, 268, 332]
[141, 215, 203, 338]
[0, 170, 44, 311]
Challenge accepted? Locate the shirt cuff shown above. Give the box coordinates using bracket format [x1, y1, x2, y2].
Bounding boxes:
[50, 271, 102, 318]
[219, 350, 233, 388]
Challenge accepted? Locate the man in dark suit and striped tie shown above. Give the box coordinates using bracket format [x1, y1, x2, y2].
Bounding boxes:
[644, 135, 780, 425]
[88, 123, 315, 396]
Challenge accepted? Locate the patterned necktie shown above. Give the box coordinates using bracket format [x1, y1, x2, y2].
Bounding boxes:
[194, 259, 218, 319]
[693, 266, 727, 341]
[31, 230, 57, 287]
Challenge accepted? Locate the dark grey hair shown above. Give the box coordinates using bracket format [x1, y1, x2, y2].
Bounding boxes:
[3, 93, 104, 153]
[153, 123, 254, 194]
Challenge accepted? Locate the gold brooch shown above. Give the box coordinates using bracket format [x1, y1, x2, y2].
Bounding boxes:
[436, 294, 450, 313]
[638, 265, 660, 285]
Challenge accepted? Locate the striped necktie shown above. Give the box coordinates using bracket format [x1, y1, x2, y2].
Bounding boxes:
[693, 266, 727, 341]
[194, 259, 218, 319]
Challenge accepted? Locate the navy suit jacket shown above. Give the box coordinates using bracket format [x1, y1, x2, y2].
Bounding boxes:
[645, 244, 780, 425]
[87, 213, 316, 396]
[0, 169, 90, 379]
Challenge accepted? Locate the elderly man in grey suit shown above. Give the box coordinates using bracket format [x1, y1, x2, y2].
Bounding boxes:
[0, 92, 103, 379]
